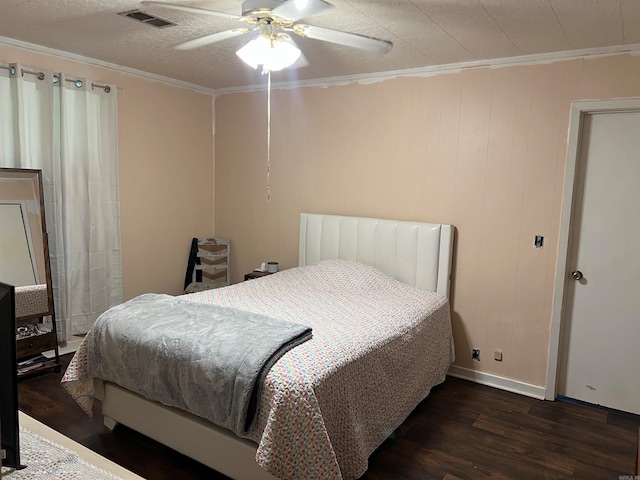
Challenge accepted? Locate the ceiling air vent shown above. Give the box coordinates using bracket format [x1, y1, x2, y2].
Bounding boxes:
[118, 9, 176, 28]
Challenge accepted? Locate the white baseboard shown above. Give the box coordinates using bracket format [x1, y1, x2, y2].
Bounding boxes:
[40, 339, 545, 400]
[447, 365, 546, 400]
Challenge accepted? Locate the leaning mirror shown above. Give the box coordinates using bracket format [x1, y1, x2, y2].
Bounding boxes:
[0, 167, 60, 376]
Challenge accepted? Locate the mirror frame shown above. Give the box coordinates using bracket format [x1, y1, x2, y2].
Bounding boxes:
[0, 168, 54, 320]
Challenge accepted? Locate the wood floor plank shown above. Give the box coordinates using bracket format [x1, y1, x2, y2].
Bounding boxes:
[472, 410, 634, 470]
[524, 403, 636, 456]
[17, 355, 640, 480]
[471, 415, 578, 474]
[430, 377, 533, 415]
[527, 400, 608, 426]
[405, 418, 575, 477]
[572, 459, 634, 479]
[607, 408, 640, 431]
[366, 437, 503, 480]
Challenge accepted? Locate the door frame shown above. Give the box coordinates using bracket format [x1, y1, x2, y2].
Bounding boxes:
[545, 97, 640, 401]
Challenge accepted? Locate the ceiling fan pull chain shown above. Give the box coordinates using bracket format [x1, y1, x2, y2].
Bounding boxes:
[266, 69, 271, 203]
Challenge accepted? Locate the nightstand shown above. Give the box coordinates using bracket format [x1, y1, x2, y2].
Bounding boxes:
[244, 271, 273, 281]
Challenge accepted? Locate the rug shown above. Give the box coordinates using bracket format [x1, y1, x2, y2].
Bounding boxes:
[2, 413, 143, 480]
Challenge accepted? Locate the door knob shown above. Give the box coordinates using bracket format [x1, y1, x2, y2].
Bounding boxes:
[571, 270, 583, 280]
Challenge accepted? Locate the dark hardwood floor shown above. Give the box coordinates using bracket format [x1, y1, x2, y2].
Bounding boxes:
[17, 353, 639, 480]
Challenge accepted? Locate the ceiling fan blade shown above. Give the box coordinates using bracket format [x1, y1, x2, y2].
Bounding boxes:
[271, 0, 333, 22]
[293, 24, 392, 54]
[140, 1, 241, 21]
[174, 28, 251, 50]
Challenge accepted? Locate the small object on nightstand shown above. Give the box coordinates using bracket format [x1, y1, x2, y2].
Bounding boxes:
[244, 271, 273, 281]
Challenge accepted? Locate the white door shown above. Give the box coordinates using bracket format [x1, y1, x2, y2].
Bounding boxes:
[558, 110, 640, 415]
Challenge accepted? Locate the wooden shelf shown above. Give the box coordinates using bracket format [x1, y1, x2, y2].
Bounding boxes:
[17, 356, 59, 378]
[17, 331, 57, 359]
[16, 331, 60, 378]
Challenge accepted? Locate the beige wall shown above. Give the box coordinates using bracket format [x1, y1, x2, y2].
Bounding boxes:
[3, 42, 635, 389]
[0, 45, 215, 299]
[214, 53, 640, 388]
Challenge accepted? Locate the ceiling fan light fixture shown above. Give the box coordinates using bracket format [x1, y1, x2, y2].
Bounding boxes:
[236, 33, 301, 72]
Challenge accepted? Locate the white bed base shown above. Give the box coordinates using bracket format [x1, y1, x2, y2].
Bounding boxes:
[102, 382, 278, 479]
[101, 213, 455, 480]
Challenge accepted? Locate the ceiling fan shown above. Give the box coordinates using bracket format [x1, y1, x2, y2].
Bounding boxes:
[140, 0, 393, 72]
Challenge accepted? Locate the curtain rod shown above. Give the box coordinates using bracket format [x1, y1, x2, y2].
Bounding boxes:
[0, 64, 112, 93]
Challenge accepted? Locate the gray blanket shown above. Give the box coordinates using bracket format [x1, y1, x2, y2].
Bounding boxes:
[86, 293, 312, 434]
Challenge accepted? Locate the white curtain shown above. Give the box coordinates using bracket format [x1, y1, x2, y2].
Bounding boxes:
[0, 63, 122, 341]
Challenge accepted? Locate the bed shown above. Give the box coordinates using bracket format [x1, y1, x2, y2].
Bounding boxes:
[62, 213, 455, 480]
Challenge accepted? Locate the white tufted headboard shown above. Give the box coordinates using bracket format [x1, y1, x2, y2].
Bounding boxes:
[298, 213, 454, 297]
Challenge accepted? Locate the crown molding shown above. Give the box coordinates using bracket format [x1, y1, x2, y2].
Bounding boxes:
[0, 35, 216, 95]
[3, 34, 640, 97]
[216, 42, 640, 95]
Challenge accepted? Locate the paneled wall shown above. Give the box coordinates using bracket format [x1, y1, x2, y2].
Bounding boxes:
[215, 53, 640, 388]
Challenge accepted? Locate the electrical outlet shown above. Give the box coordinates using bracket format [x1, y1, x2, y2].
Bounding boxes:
[494, 349, 503, 361]
[472, 348, 480, 361]
[534, 235, 544, 248]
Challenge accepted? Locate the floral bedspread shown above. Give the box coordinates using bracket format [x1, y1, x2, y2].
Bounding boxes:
[62, 259, 454, 480]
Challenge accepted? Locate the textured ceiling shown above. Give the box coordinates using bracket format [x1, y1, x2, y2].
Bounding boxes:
[1, 0, 639, 92]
